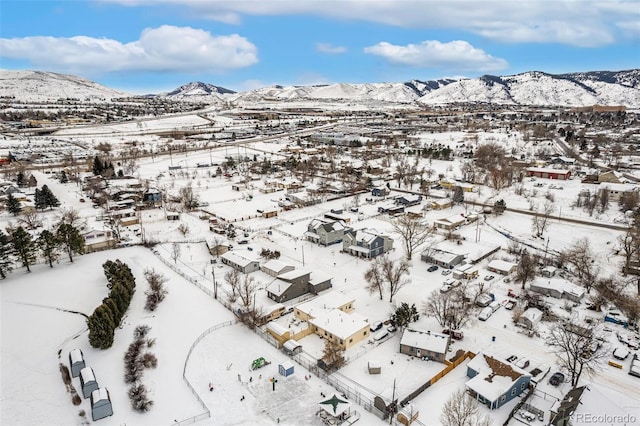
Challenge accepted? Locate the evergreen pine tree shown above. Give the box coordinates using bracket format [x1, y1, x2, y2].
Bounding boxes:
[92, 156, 103, 176]
[6, 193, 21, 215]
[0, 230, 14, 279]
[11, 226, 36, 272]
[57, 223, 85, 262]
[41, 185, 60, 208]
[59, 170, 68, 183]
[16, 171, 25, 187]
[87, 304, 116, 349]
[28, 175, 37, 187]
[34, 188, 47, 210]
[37, 229, 60, 267]
[102, 297, 123, 326]
[110, 282, 131, 315]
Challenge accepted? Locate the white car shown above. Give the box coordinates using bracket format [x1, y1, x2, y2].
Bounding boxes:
[441, 269, 452, 276]
[613, 347, 630, 360]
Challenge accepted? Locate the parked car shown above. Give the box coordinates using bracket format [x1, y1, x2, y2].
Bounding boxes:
[440, 284, 452, 293]
[478, 306, 493, 321]
[483, 275, 495, 281]
[441, 269, 452, 276]
[442, 329, 464, 340]
[370, 321, 383, 332]
[613, 347, 630, 360]
[549, 372, 565, 386]
[428, 265, 439, 272]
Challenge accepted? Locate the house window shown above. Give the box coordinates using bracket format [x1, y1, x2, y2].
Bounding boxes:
[364, 331, 368, 336]
[521, 383, 526, 390]
[500, 395, 506, 402]
[511, 389, 516, 396]
[349, 339, 353, 343]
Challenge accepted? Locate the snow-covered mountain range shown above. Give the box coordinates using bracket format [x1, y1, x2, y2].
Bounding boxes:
[1, 69, 639, 107]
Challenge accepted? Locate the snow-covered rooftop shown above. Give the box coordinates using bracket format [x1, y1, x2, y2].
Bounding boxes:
[466, 353, 530, 403]
[309, 310, 369, 340]
[400, 329, 449, 354]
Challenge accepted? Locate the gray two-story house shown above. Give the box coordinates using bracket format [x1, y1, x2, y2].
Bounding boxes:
[266, 270, 332, 303]
[305, 219, 349, 246]
[342, 229, 393, 259]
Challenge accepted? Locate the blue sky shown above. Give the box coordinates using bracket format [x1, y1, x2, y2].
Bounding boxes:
[1, 0, 639, 94]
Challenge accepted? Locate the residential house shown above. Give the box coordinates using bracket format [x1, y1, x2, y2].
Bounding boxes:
[82, 228, 116, 253]
[395, 194, 422, 207]
[465, 352, 532, 409]
[430, 199, 452, 210]
[220, 251, 260, 273]
[309, 309, 369, 350]
[266, 270, 332, 303]
[597, 183, 638, 202]
[421, 248, 465, 269]
[518, 308, 543, 329]
[342, 228, 393, 258]
[526, 167, 571, 180]
[294, 291, 354, 321]
[371, 186, 389, 197]
[434, 215, 466, 231]
[399, 329, 450, 363]
[260, 259, 295, 277]
[487, 259, 517, 275]
[305, 218, 349, 245]
[529, 278, 585, 303]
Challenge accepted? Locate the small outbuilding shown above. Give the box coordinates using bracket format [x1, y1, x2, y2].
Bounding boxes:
[79, 367, 99, 398]
[90, 387, 113, 421]
[368, 360, 381, 375]
[283, 339, 303, 356]
[69, 348, 85, 378]
[279, 361, 295, 377]
[519, 308, 543, 329]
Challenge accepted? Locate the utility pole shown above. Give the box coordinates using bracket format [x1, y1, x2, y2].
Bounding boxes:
[211, 265, 218, 299]
[389, 378, 396, 424]
[302, 245, 305, 266]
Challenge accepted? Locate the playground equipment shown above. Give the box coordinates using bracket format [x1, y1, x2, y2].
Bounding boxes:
[251, 357, 271, 370]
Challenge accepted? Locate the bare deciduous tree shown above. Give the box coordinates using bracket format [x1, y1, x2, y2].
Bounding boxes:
[515, 252, 537, 290]
[391, 215, 435, 260]
[440, 389, 491, 426]
[531, 200, 554, 237]
[18, 209, 43, 230]
[224, 269, 241, 304]
[321, 338, 345, 372]
[363, 256, 411, 302]
[171, 242, 181, 264]
[547, 321, 607, 388]
[179, 185, 199, 211]
[562, 238, 599, 293]
[423, 288, 476, 330]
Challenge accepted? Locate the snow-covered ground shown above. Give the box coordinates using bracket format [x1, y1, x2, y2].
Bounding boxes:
[2, 112, 640, 425]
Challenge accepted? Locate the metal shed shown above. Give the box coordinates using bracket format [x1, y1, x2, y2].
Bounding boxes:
[68, 349, 85, 378]
[279, 361, 295, 377]
[90, 387, 113, 421]
[368, 360, 381, 374]
[282, 339, 302, 355]
[79, 367, 99, 399]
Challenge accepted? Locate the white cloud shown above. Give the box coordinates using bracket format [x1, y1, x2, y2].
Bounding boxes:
[364, 40, 508, 72]
[105, 0, 637, 47]
[0, 25, 258, 74]
[315, 43, 347, 54]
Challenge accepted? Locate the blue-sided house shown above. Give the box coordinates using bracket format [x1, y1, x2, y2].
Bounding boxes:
[465, 352, 531, 409]
[342, 228, 393, 259]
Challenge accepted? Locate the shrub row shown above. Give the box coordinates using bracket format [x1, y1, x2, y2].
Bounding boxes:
[87, 260, 136, 349]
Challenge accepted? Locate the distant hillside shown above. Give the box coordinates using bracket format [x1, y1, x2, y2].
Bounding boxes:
[417, 70, 640, 107]
[0, 70, 129, 102]
[2, 69, 638, 108]
[160, 81, 235, 102]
